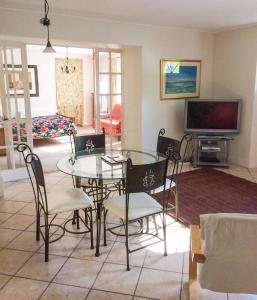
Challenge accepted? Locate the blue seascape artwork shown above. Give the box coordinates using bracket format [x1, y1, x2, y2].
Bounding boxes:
[165, 65, 197, 94]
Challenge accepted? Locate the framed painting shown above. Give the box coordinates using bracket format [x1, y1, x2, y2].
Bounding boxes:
[7, 64, 39, 97]
[160, 59, 201, 100]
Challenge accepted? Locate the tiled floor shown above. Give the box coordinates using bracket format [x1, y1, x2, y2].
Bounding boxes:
[0, 165, 256, 299]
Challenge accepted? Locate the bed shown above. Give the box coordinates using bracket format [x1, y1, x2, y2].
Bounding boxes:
[12, 114, 76, 139]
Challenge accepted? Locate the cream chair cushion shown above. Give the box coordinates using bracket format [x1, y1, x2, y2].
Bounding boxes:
[104, 192, 162, 221]
[152, 178, 176, 193]
[47, 188, 93, 214]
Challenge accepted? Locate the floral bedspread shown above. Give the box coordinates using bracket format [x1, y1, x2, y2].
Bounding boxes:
[12, 115, 76, 139]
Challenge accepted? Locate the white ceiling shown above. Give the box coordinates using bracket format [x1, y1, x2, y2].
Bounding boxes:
[1, 0, 257, 32]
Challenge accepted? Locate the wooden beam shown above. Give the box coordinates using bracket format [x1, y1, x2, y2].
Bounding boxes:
[189, 225, 206, 279]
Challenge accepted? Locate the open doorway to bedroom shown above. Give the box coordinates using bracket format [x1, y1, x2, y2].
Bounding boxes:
[23, 44, 122, 171]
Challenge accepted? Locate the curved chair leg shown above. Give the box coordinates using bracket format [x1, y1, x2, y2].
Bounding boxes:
[76, 211, 80, 230]
[44, 216, 49, 262]
[90, 208, 94, 249]
[103, 208, 107, 246]
[36, 205, 40, 241]
[163, 211, 167, 256]
[175, 186, 179, 220]
[125, 218, 130, 271]
[153, 215, 159, 236]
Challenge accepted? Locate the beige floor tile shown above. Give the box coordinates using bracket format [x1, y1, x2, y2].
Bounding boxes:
[52, 177, 74, 186]
[133, 297, 156, 300]
[25, 220, 37, 232]
[135, 268, 182, 299]
[39, 235, 82, 257]
[7, 231, 43, 252]
[0, 212, 12, 224]
[181, 277, 228, 300]
[0, 274, 11, 289]
[93, 262, 141, 295]
[55, 211, 73, 219]
[0, 277, 48, 300]
[106, 241, 146, 267]
[18, 202, 36, 215]
[26, 218, 65, 233]
[229, 169, 253, 181]
[143, 250, 184, 273]
[71, 237, 114, 262]
[8, 191, 35, 203]
[0, 249, 32, 275]
[61, 217, 94, 237]
[248, 170, 257, 183]
[54, 258, 103, 288]
[44, 176, 63, 186]
[0, 214, 35, 230]
[0, 200, 27, 213]
[0, 228, 22, 248]
[44, 171, 65, 178]
[10, 182, 33, 192]
[17, 253, 67, 281]
[2, 188, 18, 200]
[40, 283, 89, 300]
[87, 289, 133, 300]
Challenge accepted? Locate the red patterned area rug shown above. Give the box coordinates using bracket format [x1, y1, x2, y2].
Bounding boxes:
[155, 168, 257, 226]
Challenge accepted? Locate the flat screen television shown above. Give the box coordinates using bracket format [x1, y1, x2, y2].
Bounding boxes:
[184, 99, 241, 135]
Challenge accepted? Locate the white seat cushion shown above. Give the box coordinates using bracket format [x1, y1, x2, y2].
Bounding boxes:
[152, 178, 176, 194]
[47, 188, 93, 214]
[104, 192, 162, 221]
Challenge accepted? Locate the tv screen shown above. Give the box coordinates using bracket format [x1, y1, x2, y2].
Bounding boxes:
[184, 99, 241, 134]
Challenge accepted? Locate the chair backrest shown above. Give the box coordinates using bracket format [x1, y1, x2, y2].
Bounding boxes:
[25, 153, 48, 213]
[157, 128, 192, 173]
[112, 104, 121, 116]
[126, 157, 168, 194]
[157, 128, 181, 157]
[179, 133, 193, 171]
[17, 143, 35, 196]
[69, 129, 105, 154]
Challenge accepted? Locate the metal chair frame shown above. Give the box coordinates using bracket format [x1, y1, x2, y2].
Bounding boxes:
[157, 128, 193, 174]
[104, 157, 170, 270]
[23, 151, 93, 262]
[156, 128, 193, 219]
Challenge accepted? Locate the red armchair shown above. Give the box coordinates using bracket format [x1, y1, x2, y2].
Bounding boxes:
[100, 104, 121, 135]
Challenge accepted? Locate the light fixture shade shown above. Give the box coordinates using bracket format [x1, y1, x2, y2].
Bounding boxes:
[43, 41, 56, 53]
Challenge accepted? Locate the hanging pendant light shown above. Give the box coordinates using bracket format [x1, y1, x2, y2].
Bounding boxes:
[61, 48, 76, 74]
[40, 0, 56, 53]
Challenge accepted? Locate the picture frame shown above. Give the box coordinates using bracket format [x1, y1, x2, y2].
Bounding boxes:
[7, 64, 39, 97]
[160, 59, 201, 100]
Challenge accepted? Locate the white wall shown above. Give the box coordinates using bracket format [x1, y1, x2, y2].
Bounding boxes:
[0, 8, 214, 150]
[26, 45, 94, 124]
[213, 26, 257, 168]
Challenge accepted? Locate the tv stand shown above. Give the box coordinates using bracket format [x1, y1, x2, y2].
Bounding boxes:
[192, 135, 233, 167]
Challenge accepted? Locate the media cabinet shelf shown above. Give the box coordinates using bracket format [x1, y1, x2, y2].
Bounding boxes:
[192, 136, 233, 167]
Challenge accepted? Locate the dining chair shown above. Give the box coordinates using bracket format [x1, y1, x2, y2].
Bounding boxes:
[103, 157, 169, 270]
[72, 129, 106, 153]
[24, 152, 94, 262]
[154, 128, 192, 219]
[68, 128, 123, 195]
[157, 128, 192, 173]
[68, 129, 123, 230]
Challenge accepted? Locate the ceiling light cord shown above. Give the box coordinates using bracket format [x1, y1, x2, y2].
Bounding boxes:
[41, 0, 55, 53]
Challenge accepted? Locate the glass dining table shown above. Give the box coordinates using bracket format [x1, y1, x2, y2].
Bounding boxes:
[57, 148, 166, 256]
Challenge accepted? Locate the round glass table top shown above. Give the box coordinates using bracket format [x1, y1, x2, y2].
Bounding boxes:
[57, 148, 166, 180]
